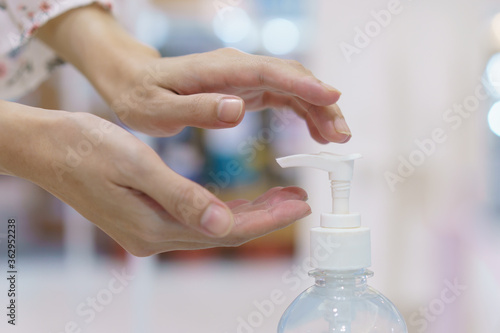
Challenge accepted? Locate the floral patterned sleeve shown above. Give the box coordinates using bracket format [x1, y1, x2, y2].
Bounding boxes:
[0, 0, 114, 99]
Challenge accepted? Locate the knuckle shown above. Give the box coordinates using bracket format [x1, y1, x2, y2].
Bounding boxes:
[257, 55, 275, 71]
[286, 59, 302, 67]
[188, 94, 207, 114]
[258, 72, 266, 86]
[218, 47, 242, 56]
[304, 102, 321, 116]
[260, 91, 271, 105]
[286, 59, 312, 74]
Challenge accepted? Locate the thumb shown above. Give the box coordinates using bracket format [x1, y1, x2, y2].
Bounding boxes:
[140, 162, 234, 237]
[158, 93, 245, 132]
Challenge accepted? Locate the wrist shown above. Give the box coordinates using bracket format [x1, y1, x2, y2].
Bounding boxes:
[77, 10, 161, 104]
[37, 4, 160, 105]
[0, 101, 67, 182]
[88, 33, 161, 106]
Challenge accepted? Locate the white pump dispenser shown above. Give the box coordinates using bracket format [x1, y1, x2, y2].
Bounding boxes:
[276, 152, 407, 333]
[276, 152, 370, 270]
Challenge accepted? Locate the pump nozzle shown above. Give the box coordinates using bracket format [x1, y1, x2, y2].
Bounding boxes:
[277, 152, 361, 227]
[276, 152, 361, 182]
[276, 152, 370, 270]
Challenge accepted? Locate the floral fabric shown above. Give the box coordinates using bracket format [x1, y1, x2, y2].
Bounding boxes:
[0, 0, 113, 99]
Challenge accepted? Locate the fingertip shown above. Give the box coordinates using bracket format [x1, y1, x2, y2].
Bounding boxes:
[320, 82, 342, 99]
[264, 186, 309, 207]
[340, 133, 352, 143]
[298, 207, 313, 219]
[278, 186, 309, 201]
[270, 200, 312, 226]
[323, 130, 351, 144]
[316, 123, 351, 144]
[305, 103, 352, 143]
[312, 132, 331, 145]
[333, 117, 352, 142]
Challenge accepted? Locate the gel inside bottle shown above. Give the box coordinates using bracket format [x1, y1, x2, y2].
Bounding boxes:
[276, 152, 407, 333]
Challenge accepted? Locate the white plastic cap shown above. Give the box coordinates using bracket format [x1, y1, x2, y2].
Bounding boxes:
[276, 152, 371, 270]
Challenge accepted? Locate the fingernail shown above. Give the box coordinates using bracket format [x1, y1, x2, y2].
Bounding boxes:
[200, 203, 233, 237]
[217, 98, 243, 123]
[334, 117, 351, 136]
[321, 82, 341, 94]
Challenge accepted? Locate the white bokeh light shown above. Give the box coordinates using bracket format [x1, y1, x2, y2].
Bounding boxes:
[213, 8, 251, 44]
[135, 9, 169, 49]
[262, 18, 300, 55]
[486, 53, 500, 97]
[488, 101, 500, 137]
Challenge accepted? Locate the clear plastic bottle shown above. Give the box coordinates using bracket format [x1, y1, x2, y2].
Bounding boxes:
[278, 269, 407, 333]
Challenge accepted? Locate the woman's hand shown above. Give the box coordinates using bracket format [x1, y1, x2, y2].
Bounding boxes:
[0, 104, 310, 256]
[109, 48, 351, 144]
[37, 4, 351, 144]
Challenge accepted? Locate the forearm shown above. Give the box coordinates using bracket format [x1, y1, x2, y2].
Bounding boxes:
[36, 4, 160, 104]
[0, 100, 62, 181]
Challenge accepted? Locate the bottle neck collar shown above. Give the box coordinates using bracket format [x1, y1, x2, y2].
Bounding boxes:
[309, 268, 373, 288]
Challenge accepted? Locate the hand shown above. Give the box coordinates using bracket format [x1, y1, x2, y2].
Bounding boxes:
[37, 5, 351, 144]
[14, 109, 310, 256]
[108, 48, 351, 144]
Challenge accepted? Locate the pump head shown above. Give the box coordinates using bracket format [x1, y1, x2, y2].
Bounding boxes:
[276, 152, 370, 270]
[276, 152, 362, 228]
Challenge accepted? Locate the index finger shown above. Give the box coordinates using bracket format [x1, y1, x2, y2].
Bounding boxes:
[223, 52, 342, 106]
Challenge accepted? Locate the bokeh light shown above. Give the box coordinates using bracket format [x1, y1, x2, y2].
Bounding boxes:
[213, 8, 252, 44]
[486, 53, 500, 97]
[262, 18, 300, 55]
[488, 101, 500, 137]
[135, 9, 170, 49]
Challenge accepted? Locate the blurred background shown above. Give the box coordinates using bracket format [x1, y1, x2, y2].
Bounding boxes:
[1, 0, 500, 332]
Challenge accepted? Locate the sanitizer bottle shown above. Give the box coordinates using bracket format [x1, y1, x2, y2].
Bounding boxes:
[276, 152, 407, 333]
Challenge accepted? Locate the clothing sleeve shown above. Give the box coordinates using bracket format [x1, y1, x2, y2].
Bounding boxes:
[0, 0, 114, 100]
